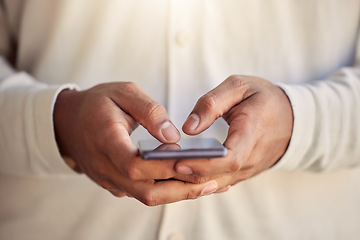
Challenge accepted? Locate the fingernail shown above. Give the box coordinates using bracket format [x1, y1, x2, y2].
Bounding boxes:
[161, 121, 180, 141]
[185, 113, 200, 131]
[176, 165, 193, 175]
[201, 181, 218, 196]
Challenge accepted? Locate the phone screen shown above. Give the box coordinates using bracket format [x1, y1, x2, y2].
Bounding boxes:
[138, 138, 227, 160]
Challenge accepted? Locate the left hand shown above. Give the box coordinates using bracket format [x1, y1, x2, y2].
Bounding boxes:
[175, 75, 293, 190]
[54, 82, 219, 206]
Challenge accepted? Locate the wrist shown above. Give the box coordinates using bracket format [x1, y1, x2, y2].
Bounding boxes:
[53, 89, 82, 159]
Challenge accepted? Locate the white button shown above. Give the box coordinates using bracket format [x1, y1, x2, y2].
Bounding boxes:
[167, 233, 185, 240]
[175, 31, 193, 47]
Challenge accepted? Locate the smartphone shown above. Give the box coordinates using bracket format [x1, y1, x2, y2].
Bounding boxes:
[138, 138, 227, 160]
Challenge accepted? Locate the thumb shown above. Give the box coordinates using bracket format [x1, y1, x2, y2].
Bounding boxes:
[110, 82, 180, 143]
[182, 76, 254, 135]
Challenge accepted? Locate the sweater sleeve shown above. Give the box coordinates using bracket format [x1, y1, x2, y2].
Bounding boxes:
[273, 25, 360, 172]
[0, 3, 81, 176]
[0, 59, 80, 176]
[274, 67, 360, 172]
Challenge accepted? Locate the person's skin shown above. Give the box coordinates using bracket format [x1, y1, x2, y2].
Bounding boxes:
[53, 75, 293, 206]
[178, 75, 293, 188]
[54, 82, 219, 206]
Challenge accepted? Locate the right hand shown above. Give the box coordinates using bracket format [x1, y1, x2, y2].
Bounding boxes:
[53, 82, 219, 206]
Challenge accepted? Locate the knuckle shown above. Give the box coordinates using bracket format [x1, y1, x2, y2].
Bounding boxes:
[125, 163, 141, 180]
[98, 178, 115, 190]
[91, 160, 108, 176]
[226, 75, 251, 92]
[174, 181, 197, 200]
[183, 188, 198, 200]
[198, 93, 217, 111]
[121, 82, 139, 95]
[183, 175, 210, 184]
[226, 75, 257, 99]
[143, 102, 166, 122]
[110, 191, 126, 198]
[196, 176, 212, 184]
[229, 159, 242, 172]
[140, 190, 158, 206]
[227, 75, 245, 85]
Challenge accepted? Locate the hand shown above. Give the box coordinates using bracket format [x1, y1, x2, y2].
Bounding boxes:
[176, 75, 293, 189]
[54, 82, 219, 205]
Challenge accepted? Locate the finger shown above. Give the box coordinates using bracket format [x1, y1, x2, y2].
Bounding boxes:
[155, 143, 181, 151]
[109, 190, 127, 198]
[182, 76, 257, 135]
[215, 185, 231, 194]
[93, 126, 178, 181]
[176, 116, 256, 177]
[171, 174, 214, 184]
[117, 155, 179, 181]
[127, 179, 219, 206]
[98, 178, 120, 192]
[112, 103, 139, 135]
[89, 157, 219, 205]
[85, 162, 128, 197]
[110, 82, 180, 143]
